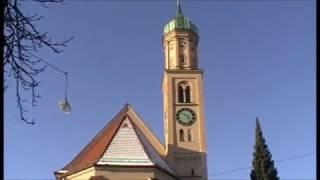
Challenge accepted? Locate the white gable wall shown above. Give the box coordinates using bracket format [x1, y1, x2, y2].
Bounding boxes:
[97, 118, 153, 166]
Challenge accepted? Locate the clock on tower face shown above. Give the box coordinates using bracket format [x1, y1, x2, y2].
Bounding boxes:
[176, 108, 196, 126]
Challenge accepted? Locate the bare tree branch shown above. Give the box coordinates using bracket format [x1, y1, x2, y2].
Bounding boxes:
[3, 0, 73, 124]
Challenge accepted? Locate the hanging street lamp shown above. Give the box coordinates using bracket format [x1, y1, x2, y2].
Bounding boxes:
[41, 60, 71, 114]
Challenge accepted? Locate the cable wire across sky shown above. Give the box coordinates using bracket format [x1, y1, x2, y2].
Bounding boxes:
[210, 152, 315, 177]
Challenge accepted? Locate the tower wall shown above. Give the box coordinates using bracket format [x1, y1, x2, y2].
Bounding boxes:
[162, 15, 208, 179]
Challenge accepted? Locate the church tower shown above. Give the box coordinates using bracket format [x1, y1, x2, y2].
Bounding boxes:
[54, 1, 208, 180]
[162, 1, 208, 179]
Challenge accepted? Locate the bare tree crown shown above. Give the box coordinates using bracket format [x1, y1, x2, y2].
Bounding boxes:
[4, 0, 72, 124]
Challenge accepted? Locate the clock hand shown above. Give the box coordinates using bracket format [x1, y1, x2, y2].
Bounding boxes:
[182, 112, 190, 120]
[181, 113, 188, 119]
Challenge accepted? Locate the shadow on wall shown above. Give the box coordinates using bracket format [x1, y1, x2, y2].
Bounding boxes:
[166, 144, 208, 179]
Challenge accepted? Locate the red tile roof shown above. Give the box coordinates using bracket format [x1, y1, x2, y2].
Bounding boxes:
[55, 105, 128, 177]
[54, 104, 176, 179]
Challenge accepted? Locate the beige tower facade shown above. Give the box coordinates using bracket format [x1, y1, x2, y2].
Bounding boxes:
[162, 2, 208, 180]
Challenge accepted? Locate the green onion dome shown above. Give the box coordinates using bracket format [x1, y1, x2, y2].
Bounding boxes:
[163, 0, 198, 35]
[163, 16, 198, 35]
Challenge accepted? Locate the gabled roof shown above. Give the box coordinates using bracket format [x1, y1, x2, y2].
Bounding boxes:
[97, 117, 174, 174]
[55, 104, 174, 178]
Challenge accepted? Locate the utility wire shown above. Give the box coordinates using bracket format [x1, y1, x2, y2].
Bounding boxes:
[210, 152, 315, 177]
[276, 152, 315, 163]
[40, 59, 68, 75]
[39, 59, 70, 99]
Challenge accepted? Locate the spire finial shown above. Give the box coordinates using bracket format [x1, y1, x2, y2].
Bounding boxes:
[123, 101, 130, 107]
[176, 0, 183, 17]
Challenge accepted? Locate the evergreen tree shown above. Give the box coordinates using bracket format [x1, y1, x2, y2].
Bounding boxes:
[250, 118, 279, 180]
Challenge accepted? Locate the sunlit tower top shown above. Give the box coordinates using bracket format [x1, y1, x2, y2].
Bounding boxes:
[162, 0, 199, 70]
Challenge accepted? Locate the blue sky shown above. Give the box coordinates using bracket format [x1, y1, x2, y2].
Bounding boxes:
[4, 0, 315, 179]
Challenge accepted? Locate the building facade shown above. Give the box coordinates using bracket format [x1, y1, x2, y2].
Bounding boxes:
[55, 1, 208, 180]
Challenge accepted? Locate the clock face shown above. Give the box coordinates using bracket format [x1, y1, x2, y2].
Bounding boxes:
[176, 108, 196, 126]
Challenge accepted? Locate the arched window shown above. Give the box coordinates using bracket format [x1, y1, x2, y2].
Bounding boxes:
[178, 86, 184, 103]
[179, 129, 184, 141]
[178, 81, 191, 103]
[185, 86, 191, 103]
[191, 169, 195, 176]
[180, 54, 185, 64]
[179, 40, 187, 67]
[188, 129, 193, 142]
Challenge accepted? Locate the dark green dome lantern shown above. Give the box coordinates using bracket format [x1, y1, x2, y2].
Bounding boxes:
[163, 0, 198, 35]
